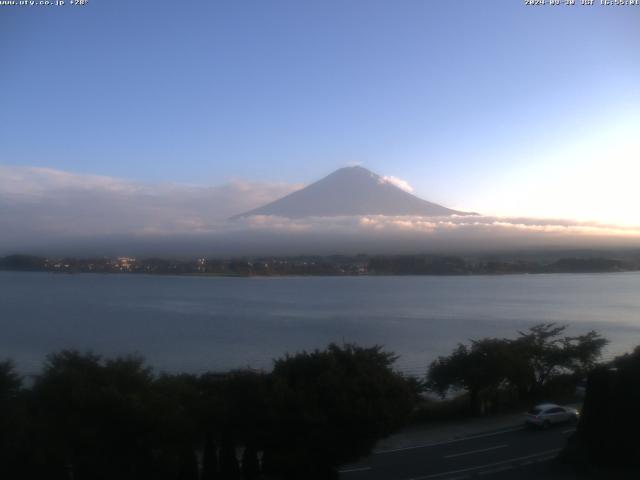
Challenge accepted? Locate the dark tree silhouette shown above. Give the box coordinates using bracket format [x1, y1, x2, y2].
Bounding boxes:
[201, 431, 220, 480]
[427, 338, 514, 414]
[513, 323, 607, 396]
[0, 360, 23, 477]
[562, 345, 640, 471]
[1, 344, 417, 480]
[427, 324, 608, 412]
[265, 343, 418, 478]
[29, 351, 159, 480]
[240, 443, 260, 480]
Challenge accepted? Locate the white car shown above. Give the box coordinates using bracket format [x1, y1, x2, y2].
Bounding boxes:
[525, 403, 579, 429]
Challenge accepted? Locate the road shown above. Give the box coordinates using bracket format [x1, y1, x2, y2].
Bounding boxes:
[339, 423, 575, 480]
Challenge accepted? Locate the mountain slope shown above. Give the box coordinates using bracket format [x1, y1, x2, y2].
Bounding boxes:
[232, 166, 475, 218]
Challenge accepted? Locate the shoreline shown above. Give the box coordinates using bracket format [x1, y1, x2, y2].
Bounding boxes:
[1, 269, 639, 278]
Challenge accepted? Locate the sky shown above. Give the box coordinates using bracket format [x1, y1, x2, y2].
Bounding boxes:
[1, 0, 640, 253]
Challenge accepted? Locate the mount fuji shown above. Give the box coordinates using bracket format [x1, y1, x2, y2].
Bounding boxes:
[233, 166, 475, 218]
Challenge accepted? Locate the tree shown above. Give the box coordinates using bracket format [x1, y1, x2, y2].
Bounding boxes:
[427, 339, 514, 414]
[562, 345, 640, 468]
[513, 323, 607, 396]
[197, 370, 269, 479]
[0, 360, 21, 399]
[264, 343, 417, 478]
[562, 330, 609, 375]
[0, 344, 419, 480]
[427, 324, 608, 413]
[0, 360, 23, 477]
[29, 351, 159, 480]
[152, 373, 201, 480]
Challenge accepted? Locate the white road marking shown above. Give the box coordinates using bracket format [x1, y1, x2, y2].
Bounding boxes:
[407, 448, 561, 480]
[444, 444, 508, 459]
[375, 426, 524, 454]
[562, 428, 576, 435]
[339, 466, 372, 474]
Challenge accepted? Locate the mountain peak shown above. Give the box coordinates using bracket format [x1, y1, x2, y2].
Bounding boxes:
[232, 167, 475, 218]
[333, 165, 373, 173]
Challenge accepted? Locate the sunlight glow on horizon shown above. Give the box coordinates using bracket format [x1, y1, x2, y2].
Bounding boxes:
[462, 112, 640, 227]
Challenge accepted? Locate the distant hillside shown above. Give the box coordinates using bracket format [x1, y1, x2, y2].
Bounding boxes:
[2, 254, 637, 276]
[232, 166, 476, 218]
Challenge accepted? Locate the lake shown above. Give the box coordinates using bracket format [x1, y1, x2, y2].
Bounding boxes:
[1, 271, 639, 377]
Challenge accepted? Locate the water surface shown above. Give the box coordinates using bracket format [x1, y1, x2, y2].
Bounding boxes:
[1, 271, 639, 376]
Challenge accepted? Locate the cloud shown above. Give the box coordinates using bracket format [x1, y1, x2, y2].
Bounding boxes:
[380, 175, 414, 193]
[232, 214, 640, 239]
[207, 214, 640, 256]
[1, 165, 640, 256]
[0, 165, 301, 245]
